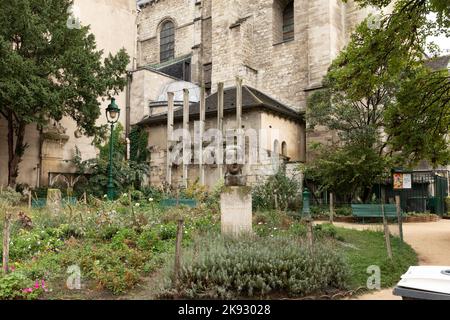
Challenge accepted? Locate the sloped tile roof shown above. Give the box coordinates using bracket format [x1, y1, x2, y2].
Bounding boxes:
[138, 86, 304, 126]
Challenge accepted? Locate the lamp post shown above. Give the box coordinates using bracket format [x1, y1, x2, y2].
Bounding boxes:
[106, 98, 120, 201]
[302, 187, 311, 219]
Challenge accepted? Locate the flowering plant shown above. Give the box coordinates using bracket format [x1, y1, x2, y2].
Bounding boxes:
[22, 279, 48, 299]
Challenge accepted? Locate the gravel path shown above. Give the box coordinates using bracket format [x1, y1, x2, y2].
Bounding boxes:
[328, 219, 450, 300]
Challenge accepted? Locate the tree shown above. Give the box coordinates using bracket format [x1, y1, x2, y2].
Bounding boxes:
[306, 19, 399, 200]
[307, 0, 449, 198]
[0, 0, 130, 187]
[340, 0, 450, 164]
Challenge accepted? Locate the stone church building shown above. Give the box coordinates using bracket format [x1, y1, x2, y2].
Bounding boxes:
[132, 0, 375, 187]
[0, 0, 376, 189]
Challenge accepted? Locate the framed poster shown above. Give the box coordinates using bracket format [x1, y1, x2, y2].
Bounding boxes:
[402, 173, 412, 189]
[393, 172, 412, 189]
[393, 173, 403, 189]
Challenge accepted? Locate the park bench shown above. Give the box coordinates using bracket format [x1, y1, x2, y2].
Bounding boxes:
[351, 204, 402, 222]
[160, 198, 197, 208]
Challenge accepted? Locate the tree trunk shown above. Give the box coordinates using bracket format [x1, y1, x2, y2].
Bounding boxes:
[7, 112, 26, 188]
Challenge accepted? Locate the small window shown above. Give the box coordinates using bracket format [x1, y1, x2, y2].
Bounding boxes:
[160, 21, 175, 62]
[282, 1, 294, 42]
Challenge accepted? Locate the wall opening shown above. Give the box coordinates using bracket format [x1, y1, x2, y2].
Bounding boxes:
[160, 20, 175, 62]
[273, 0, 294, 44]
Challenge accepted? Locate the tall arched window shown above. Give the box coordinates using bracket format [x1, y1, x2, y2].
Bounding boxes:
[160, 20, 175, 62]
[282, 1, 294, 42]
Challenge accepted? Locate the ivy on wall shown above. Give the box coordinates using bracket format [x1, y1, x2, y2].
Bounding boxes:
[129, 126, 149, 164]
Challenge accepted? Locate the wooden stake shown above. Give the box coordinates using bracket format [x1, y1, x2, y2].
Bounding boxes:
[174, 219, 184, 289]
[217, 83, 224, 178]
[166, 92, 175, 186]
[83, 192, 87, 205]
[2, 213, 11, 274]
[381, 202, 393, 260]
[306, 218, 314, 254]
[182, 89, 190, 189]
[329, 192, 334, 224]
[395, 194, 404, 242]
[28, 191, 32, 209]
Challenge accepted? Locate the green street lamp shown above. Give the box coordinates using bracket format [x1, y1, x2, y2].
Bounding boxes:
[106, 98, 120, 201]
[302, 187, 311, 218]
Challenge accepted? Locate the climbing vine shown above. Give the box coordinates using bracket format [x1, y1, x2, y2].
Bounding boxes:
[129, 126, 149, 164]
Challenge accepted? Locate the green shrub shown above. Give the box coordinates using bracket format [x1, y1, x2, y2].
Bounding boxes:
[314, 223, 337, 239]
[288, 222, 307, 237]
[111, 228, 137, 249]
[59, 242, 149, 295]
[158, 223, 178, 240]
[0, 272, 43, 300]
[137, 229, 160, 251]
[335, 207, 352, 216]
[6, 228, 65, 261]
[160, 235, 350, 299]
[252, 169, 301, 211]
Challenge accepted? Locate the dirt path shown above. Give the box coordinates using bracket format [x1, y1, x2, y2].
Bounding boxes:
[328, 219, 450, 300]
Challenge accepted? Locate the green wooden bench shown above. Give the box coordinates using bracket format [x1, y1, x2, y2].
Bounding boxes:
[160, 198, 197, 208]
[351, 204, 402, 222]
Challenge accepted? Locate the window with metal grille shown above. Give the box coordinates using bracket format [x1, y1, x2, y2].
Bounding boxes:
[160, 21, 175, 63]
[283, 1, 294, 42]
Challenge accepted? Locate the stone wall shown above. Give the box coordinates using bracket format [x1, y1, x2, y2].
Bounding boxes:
[137, 0, 374, 116]
[143, 107, 304, 189]
[0, 0, 137, 187]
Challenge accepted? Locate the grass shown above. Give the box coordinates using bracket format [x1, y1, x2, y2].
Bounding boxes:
[335, 227, 418, 289]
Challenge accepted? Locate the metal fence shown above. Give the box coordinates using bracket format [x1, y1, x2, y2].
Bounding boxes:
[307, 171, 449, 216]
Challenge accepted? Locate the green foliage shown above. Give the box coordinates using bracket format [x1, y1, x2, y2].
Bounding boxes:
[336, 227, 418, 288]
[314, 223, 337, 239]
[160, 235, 350, 299]
[305, 143, 390, 200]
[252, 169, 301, 211]
[158, 222, 178, 241]
[0, 272, 40, 300]
[129, 126, 149, 163]
[314, 0, 450, 166]
[0, 188, 23, 209]
[111, 228, 137, 250]
[0, 0, 129, 184]
[307, 0, 450, 198]
[58, 241, 148, 295]
[72, 124, 149, 198]
[3, 227, 66, 261]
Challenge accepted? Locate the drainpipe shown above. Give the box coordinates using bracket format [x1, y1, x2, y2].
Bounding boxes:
[125, 71, 133, 156]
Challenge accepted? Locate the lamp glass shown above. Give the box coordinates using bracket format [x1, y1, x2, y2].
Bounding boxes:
[109, 110, 118, 120]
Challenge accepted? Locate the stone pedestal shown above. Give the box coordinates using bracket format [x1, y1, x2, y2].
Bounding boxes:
[220, 187, 252, 236]
[47, 188, 62, 214]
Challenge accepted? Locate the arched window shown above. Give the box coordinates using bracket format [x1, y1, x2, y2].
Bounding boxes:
[282, 1, 294, 42]
[281, 141, 287, 157]
[160, 20, 175, 62]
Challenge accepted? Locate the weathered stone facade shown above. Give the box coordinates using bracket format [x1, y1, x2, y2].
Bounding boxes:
[0, 0, 138, 187]
[137, 0, 376, 111]
[0, 0, 376, 189]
